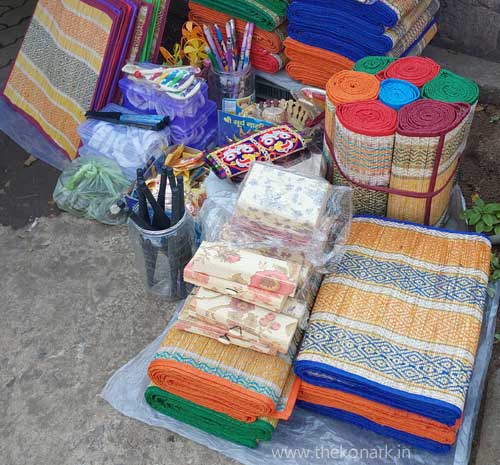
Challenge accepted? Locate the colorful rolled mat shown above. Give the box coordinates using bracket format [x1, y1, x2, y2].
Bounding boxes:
[332, 100, 396, 215]
[147, 328, 299, 422]
[379, 78, 420, 110]
[298, 381, 461, 452]
[422, 69, 480, 105]
[145, 385, 277, 448]
[188, 2, 285, 53]
[353, 56, 395, 74]
[287, 0, 438, 59]
[380, 56, 440, 87]
[387, 99, 470, 225]
[284, 38, 354, 88]
[190, 0, 286, 31]
[294, 217, 491, 439]
[325, 70, 380, 144]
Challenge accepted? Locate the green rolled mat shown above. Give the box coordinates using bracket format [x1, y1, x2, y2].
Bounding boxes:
[421, 69, 479, 105]
[353, 56, 396, 75]
[144, 385, 277, 448]
[190, 0, 287, 31]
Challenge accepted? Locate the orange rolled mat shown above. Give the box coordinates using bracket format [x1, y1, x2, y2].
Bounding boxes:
[284, 38, 354, 89]
[188, 2, 285, 53]
[298, 381, 461, 445]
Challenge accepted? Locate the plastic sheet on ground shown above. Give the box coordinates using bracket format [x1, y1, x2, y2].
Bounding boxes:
[101, 280, 498, 465]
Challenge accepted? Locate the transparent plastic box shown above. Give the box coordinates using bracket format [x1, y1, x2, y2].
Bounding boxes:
[119, 77, 208, 119]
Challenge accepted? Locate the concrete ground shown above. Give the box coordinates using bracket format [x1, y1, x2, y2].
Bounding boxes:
[0, 1, 500, 465]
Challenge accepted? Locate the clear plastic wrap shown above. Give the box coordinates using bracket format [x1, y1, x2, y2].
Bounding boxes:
[128, 212, 196, 300]
[53, 156, 129, 224]
[224, 162, 353, 272]
[78, 104, 171, 181]
[101, 279, 499, 465]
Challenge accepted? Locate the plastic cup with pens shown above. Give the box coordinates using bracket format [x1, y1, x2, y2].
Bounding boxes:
[122, 168, 196, 300]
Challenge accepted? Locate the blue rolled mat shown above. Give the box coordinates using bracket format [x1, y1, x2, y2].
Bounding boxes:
[379, 78, 420, 109]
[297, 401, 451, 453]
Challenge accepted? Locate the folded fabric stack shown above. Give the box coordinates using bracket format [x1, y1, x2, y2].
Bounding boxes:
[295, 216, 491, 452]
[1, 0, 171, 160]
[285, 0, 439, 87]
[188, 0, 287, 73]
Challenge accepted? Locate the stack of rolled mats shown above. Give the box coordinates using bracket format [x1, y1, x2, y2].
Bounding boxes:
[323, 56, 480, 226]
[285, 0, 440, 88]
[294, 216, 491, 452]
[188, 0, 287, 73]
[144, 164, 334, 448]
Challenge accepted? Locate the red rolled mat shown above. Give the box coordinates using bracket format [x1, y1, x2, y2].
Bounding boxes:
[397, 99, 470, 135]
[251, 45, 286, 73]
[336, 100, 397, 137]
[380, 57, 441, 87]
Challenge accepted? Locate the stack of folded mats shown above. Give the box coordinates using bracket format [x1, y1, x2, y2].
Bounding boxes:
[0, 0, 171, 161]
[285, 0, 439, 88]
[295, 216, 491, 452]
[323, 57, 479, 226]
[119, 66, 217, 150]
[188, 0, 287, 73]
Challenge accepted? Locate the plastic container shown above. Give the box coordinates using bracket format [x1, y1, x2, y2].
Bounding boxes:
[170, 100, 218, 151]
[77, 104, 171, 180]
[208, 67, 256, 115]
[128, 211, 196, 300]
[119, 77, 208, 119]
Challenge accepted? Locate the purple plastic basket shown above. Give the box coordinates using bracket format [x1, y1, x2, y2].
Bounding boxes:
[119, 77, 208, 119]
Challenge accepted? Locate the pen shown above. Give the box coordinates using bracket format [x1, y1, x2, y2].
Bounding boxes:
[136, 169, 150, 225]
[203, 25, 224, 71]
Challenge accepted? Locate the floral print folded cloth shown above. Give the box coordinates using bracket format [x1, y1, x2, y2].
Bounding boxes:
[186, 288, 300, 353]
[232, 162, 333, 244]
[189, 241, 302, 297]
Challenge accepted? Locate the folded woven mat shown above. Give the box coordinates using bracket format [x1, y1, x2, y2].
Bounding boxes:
[145, 385, 278, 448]
[403, 21, 437, 57]
[353, 56, 396, 74]
[295, 216, 490, 426]
[388, 13, 437, 58]
[284, 38, 354, 88]
[287, 0, 438, 58]
[298, 381, 461, 452]
[379, 78, 420, 109]
[422, 69, 480, 105]
[188, 2, 286, 53]
[387, 99, 471, 225]
[190, 0, 286, 31]
[288, 0, 420, 29]
[148, 328, 299, 422]
[379, 56, 440, 87]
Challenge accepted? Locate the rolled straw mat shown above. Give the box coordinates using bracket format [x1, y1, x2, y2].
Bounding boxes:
[332, 100, 396, 215]
[353, 56, 396, 74]
[145, 385, 278, 448]
[387, 99, 470, 225]
[295, 216, 490, 428]
[380, 56, 440, 87]
[188, 2, 285, 53]
[284, 38, 354, 89]
[325, 70, 380, 146]
[147, 327, 299, 422]
[379, 78, 420, 110]
[422, 69, 479, 105]
[298, 381, 461, 452]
